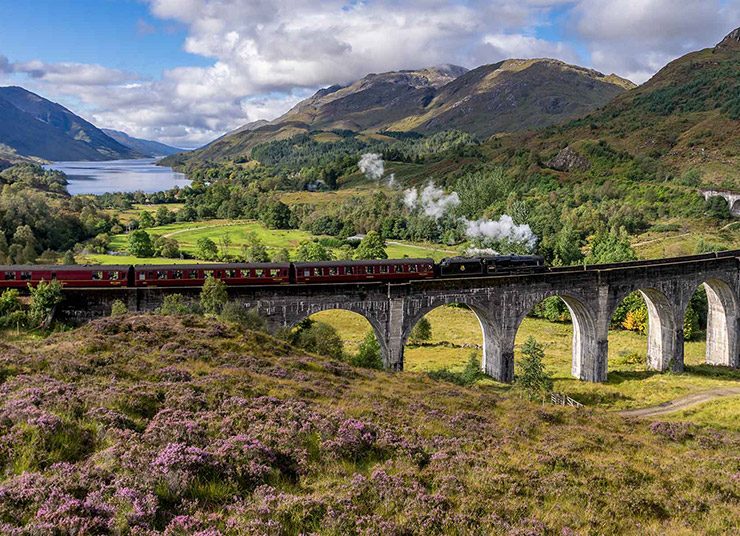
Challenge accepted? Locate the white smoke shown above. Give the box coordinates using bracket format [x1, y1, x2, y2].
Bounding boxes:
[464, 215, 537, 250]
[403, 182, 460, 220]
[403, 181, 538, 252]
[465, 247, 499, 256]
[358, 153, 385, 182]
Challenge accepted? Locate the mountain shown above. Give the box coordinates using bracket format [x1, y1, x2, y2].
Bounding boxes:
[0, 86, 138, 161]
[166, 60, 632, 165]
[101, 129, 183, 157]
[488, 27, 740, 184]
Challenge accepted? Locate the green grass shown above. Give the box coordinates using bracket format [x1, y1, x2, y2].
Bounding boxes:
[311, 306, 740, 418]
[662, 395, 740, 432]
[104, 219, 453, 263]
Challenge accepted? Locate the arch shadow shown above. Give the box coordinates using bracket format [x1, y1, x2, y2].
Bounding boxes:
[699, 278, 739, 368]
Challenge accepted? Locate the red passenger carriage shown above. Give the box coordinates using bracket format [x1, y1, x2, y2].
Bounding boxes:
[133, 263, 290, 287]
[293, 258, 435, 284]
[0, 265, 132, 288]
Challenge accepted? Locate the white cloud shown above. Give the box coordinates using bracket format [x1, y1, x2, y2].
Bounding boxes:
[2, 0, 735, 147]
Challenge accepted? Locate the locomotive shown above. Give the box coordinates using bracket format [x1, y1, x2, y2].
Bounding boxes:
[0, 255, 545, 289]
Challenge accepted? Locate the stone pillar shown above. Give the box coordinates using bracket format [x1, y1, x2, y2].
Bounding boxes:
[383, 297, 406, 371]
[484, 324, 514, 383]
[640, 288, 684, 372]
[704, 280, 739, 368]
[564, 292, 607, 382]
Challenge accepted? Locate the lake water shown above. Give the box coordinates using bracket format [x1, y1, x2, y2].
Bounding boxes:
[44, 159, 190, 195]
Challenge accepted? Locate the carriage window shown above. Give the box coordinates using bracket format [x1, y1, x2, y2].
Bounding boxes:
[108, 271, 120, 280]
[225, 269, 236, 278]
[51, 272, 57, 280]
[380, 265, 389, 273]
[157, 271, 167, 280]
[365, 266, 374, 274]
[173, 270, 183, 280]
[4, 272, 15, 280]
[139, 272, 146, 280]
[329, 267, 337, 276]
[92, 271, 104, 280]
[204, 270, 213, 278]
[189, 270, 199, 279]
[270, 269, 280, 277]
[255, 269, 264, 277]
[345, 266, 354, 275]
[409, 264, 418, 272]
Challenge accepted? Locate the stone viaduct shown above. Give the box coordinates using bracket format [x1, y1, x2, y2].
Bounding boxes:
[59, 251, 740, 383]
[702, 189, 740, 217]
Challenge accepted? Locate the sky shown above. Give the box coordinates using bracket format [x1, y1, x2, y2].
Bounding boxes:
[0, 0, 738, 149]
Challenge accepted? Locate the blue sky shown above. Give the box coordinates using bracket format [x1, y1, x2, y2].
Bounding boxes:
[0, 0, 737, 147]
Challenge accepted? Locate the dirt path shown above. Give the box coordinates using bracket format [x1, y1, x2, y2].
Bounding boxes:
[619, 387, 740, 418]
[632, 232, 690, 248]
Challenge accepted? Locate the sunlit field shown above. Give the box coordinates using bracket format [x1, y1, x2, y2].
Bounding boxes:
[312, 306, 740, 415]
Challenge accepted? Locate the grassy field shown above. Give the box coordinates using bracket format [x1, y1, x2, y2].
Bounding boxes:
[312, 306, 740, 414]
[99, 218, 454, 263]
[632, 218, 740, 258]
[662, 395, 740, 432]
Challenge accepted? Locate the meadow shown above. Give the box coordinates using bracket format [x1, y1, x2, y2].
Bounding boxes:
[312, 306, 740, 418]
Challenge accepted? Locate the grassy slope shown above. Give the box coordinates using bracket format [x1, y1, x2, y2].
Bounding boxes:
[0, 315, 737, 533]
[313, 307, 740, 413]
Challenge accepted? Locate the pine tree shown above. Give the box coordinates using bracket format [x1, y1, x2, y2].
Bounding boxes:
[200, 275, 228, 315]
[517, 336, 553, 402]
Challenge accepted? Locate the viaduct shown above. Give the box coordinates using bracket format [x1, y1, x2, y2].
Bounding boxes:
[59, 251, 740, 383]
[702, 189, 740, 217]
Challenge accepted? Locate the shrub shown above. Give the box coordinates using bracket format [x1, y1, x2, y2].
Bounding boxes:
[349, 331, 383, 369]
[128, 230, 154, 258]
[409, 317, 432, 345]
[220, 302, 267, 331]
[110, 300, 128, 317]
[200, 275, 228, 315]
[427, 353, 486, 386]
[0, 288, 21, 317]
[291, 319, 344, 360]
[28, 280, 63, 326]
[157, 294, 191, 316]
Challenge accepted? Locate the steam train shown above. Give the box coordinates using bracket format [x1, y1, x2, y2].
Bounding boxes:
[0, 255, 545, 289]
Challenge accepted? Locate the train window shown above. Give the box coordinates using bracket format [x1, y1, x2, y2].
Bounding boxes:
[4, 272, 15, 280]
[303, 269, 311, 277]
[51, 273, 57, 280]
[365, 266, 374, 274]
[270, 269, 280, 277]
[225, 269, 236, 278]
[173, 270, 183, 279]
[409, 264, 417, 272]
[255, 269, 264, 277]
[21, 272, 32, 281]
[148, 272, 156, 279]
[345, 266, 354, 275]
[109, 271, 119, 280]
[139, 272, 146, 281]
[92, 271, 103, 280]
[157, 271, 167, 280]
[189, 270, 199, 279]
[204, 270, 213, 278]
[380, 265, 389, 273]
[329, 267, 337, 276]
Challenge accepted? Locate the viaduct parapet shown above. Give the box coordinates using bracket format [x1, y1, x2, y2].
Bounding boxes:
[59, 251, 740, 383]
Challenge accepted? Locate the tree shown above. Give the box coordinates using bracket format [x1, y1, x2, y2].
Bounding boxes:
[350, 331, 384, 369]
[196, 237, 219, 261]
[517, 336, 553, 402]
[139, 211, 155, 228]
[261, 200, 292, 229]
[200, 275, 228, 315]
[585, 227, 637, 264]
[295, 241, 333, 262]
[158, 294, 191, 315]
[354, 231, 387, 260]
[154, 236, 180, 258]
[155, 206, 175, 226]
[273, 247, 291, 262]
[552, 224, 584, 266]
[242, 232, 270, 262]
[704, 196, 730, 220]
[28, 280, 63, 326]
[219, 233, 232, 259]
[62, 250, 77, 265]
[409, 316, 432, 344]
[128, 230, 154, 258]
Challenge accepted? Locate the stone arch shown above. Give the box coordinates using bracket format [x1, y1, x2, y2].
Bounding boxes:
[401, 298, 503, 379]
[513, 291, 604, 382]
[287, 304, 390, 367]
[608, 287, 682, 372]
[697, 278, 738, 368]
[732, 198, 740, 217]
